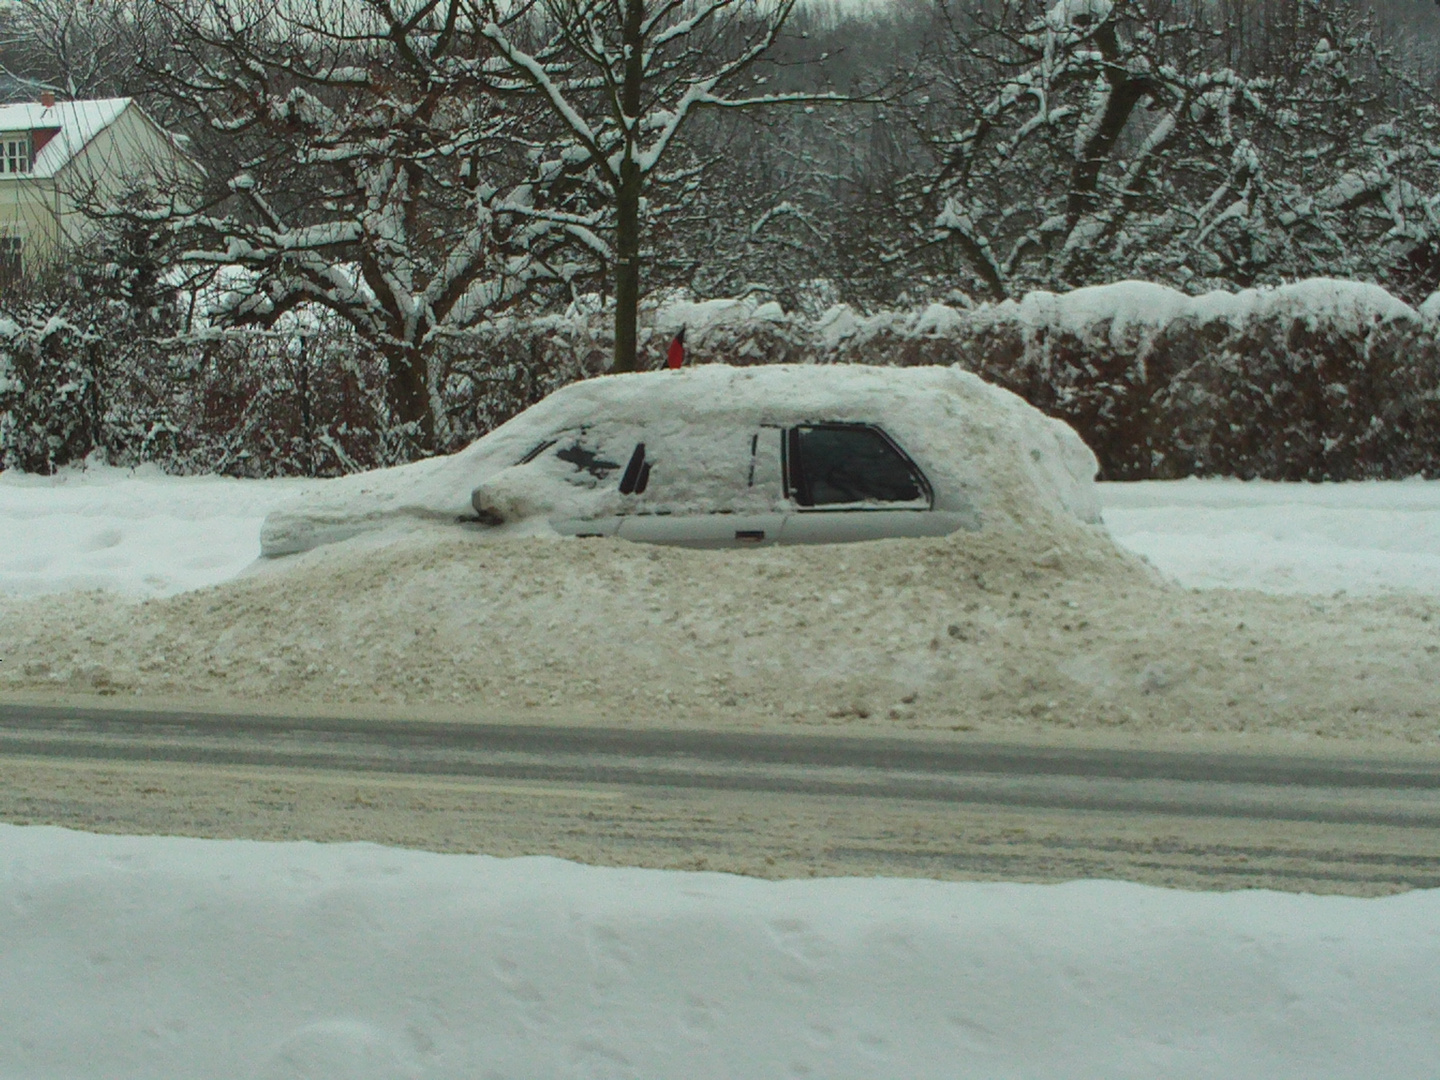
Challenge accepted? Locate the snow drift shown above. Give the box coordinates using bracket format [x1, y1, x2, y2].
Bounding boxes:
[6, 499, 1440, 741]
[7, 468, 1440, 602]
[5, 825, 1439, 1080]
[259, 364, 1101, 557]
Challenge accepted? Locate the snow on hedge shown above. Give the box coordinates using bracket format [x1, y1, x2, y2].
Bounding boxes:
[649, 277, 1422, 359]
[639, 277, 1440, 482]
[6, 276, 1439, 481]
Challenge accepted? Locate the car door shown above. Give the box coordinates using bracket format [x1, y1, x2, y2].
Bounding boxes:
[777, 423, 963, 544]
[504, 426, 638, 537]
[616, 427, 786, 548]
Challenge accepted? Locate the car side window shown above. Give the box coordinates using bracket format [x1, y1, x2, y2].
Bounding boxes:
[610, 429, 783, 515]
[618, 443, 651, 495]
[786, 425, 930, 508]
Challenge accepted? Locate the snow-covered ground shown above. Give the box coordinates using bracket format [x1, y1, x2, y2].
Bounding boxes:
[0, 465, 321, 598]
[4, 467, 1440, 1077]
[4, 823, 1439, 1080]
[4, 466, 1439, 739]
[1102, 477, 1440, 597]
[4, 464, 1438, 598]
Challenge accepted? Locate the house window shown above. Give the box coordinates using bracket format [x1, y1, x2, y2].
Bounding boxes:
[2, 137, 31, 174]
[0, 236, 22, 281]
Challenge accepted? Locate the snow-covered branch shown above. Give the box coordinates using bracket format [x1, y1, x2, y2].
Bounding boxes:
[878, 0, 1440, 302]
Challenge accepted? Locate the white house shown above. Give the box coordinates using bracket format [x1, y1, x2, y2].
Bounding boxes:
[0, 94, 202, 278]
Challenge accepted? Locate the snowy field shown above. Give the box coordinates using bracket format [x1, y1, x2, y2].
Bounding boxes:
[4, 464, 1439, 598]
[1101, 477, 1440, 597]
[4, 824, 1440, 1080]
[4, 467, 1440, 1077]
[0, 465, 322, 598]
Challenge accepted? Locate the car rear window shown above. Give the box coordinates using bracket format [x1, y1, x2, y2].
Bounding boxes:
[787, 425, 928, 507]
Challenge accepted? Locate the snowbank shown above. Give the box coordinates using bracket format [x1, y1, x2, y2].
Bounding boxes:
[4, 824, 1438, 1079]
[1103, 478, 1440, 596]
[5, 504, 1439, 741]
[0, 464, 320, 597]
[5, 465, 1440, 743]
[258, 364, 1101, 557]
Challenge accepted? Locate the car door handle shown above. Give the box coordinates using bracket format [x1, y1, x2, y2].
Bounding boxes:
[735, 530, 765, 542]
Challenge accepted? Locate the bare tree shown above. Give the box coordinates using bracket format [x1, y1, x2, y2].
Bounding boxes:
[129, 0, 581, 452]
[475, 0, 840, 371]
[870, 0, 1440, 302]
[652, 109, 843, 313]
[0, 0, 152, 98]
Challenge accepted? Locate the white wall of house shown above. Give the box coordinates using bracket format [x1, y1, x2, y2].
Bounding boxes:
[55, 105, 202, 257]
[0, 100, 202, 276]
[0, 172, 61, 265]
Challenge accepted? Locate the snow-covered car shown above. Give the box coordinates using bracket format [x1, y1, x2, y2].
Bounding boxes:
[475, 417, 968, 547]
[259, 364, 1100, 556]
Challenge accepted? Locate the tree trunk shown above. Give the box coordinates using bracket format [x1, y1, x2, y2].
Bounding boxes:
[1064, 26, 1146, 232]
[381, 343, 435, 454]
[611, 0, 646, 374]
[613, 169, 642, 373]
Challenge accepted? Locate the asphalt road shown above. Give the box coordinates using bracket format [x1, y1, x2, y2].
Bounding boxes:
[3, 702, 1439, 894]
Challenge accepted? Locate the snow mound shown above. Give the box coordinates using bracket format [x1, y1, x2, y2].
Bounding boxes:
[6, 825, 1439, 1079]
[0, 464, 321, 597]
[654, 295, 775, 334]
[8, 503, 1440, 741]
[260, 364, 1101, 557]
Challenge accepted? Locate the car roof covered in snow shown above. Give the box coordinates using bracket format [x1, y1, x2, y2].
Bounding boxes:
[260, 365, 1101, 556]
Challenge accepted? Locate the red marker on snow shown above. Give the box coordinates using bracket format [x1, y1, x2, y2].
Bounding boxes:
[665, 327, 686, 369]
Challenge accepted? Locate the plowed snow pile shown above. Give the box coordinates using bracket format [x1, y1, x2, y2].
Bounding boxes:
[3, 510, 1438, 741]
[3, 364, 1438, 740]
